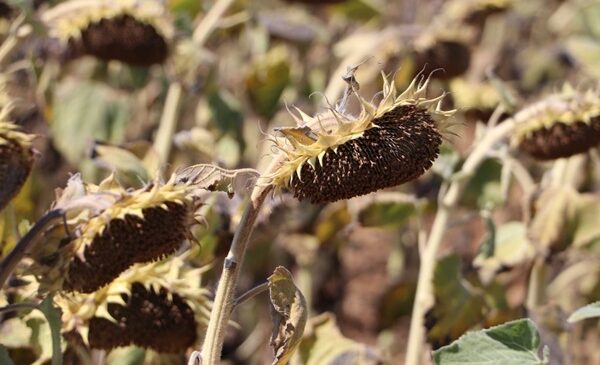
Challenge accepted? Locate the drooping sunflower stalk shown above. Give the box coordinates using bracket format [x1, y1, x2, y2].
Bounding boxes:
[54, 255, 211, 353]
[0, 104, 35, 212]
[266, 73, 455, 203]
[28, 173, 203, 293]
[42, 0, 173, 66]
[512, 85, 600, 160]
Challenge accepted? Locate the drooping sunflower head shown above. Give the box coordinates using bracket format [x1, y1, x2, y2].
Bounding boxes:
[29, 173, 202, 294]
[512, 85, 600, 160]
[441, 0, 513, 26]
[0, 106, 35, 211]
[56, 256, 211, 353]
[413, 24, 472, 80]
[42, 0, 173, 66]
[266, 73, 455, 204]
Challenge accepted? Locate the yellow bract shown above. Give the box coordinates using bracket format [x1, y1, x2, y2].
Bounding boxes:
[42, 0, 173, 42]
[511, 86, 600, 145]
[268, 73, 455, 191]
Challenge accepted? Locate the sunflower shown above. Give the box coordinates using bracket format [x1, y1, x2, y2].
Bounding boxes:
[29, 173, 202, 293]
[42, 0, 173, 66]
[56, 256, 211, 353]
[0, 108, 35, 212]
[266, 73, 454, 203]
[512, 85, 600, 160]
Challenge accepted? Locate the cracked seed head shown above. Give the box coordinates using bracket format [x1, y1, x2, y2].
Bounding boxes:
[29, 173, 201, 293]
[267, 73, 455, 204]
[42, 0, 172, 66]
[55, 256, 211, 352]
[0, 108, 35, 212]
[512, 85, 600, 160]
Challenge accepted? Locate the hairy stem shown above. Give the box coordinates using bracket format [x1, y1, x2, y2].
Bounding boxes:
[193, 184, 272, 365]
[0, 209, 63, 289]
[405, 118, 517, 365]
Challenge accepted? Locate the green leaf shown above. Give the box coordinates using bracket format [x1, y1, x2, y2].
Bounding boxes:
[245, 46, 291, 119]
[433, 319, 548, 365]
[572, 194, 600, 248]
[51, 81, 129, 167]
[207, 89, 245, 151]
[268, 266, 308, 365]
[358, 201, 416, 228]
[568, 301, 600, 323]
[0, 345, 15, 365]
[428, 255, 486, 342]
[37, 297, 62, 365]
[463, 159, 503, 208]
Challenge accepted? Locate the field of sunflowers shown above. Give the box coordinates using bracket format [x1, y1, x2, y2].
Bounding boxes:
[1, 0, 600, 364]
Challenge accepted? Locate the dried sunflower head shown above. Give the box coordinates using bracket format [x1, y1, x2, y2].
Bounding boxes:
[512, 85, 600, 160]
[55, 256, 211, 353]
[28, 173, 202, 293]
[0, 108, 35, 212]
[413, 25, 472, 80]
[266, 73, 454, 204]
[42, 0, 173, 66]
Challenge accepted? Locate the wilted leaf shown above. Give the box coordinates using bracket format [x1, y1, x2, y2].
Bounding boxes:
[296, 313, 383, 365]
[106, 346, 146, 365]
[246, 46, 291, 119]
[428, 255, 486, 343]
[51, 81, 129, 166]
[565, 36, 600, 78]
[474, 222, 534, 283]
[528, 187, 577, 253]
[358, 201, 416, 228]
[38, 297, 62, 365]
[433, 319, 549, 365]
[0, 346, 15, 365]
[91, 141, 150, 184]
[568, 301, 600, 323]
[572, 194, 600, 248]
[175, 164, 259, 197]
[314, 203, 351, 243]
[268, 266, 308, 365]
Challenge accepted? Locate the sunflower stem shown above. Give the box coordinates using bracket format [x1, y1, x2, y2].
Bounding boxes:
[150, 81, 183, 171]
[193, 0, 235, 46]
[405, 118, 517, 365]
[0, 209, 64, 289]
[194, 184, 272, 365]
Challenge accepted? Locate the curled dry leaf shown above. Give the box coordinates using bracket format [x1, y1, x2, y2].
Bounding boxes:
[175, 164, 260, 197]
[268, 266, 308, 365]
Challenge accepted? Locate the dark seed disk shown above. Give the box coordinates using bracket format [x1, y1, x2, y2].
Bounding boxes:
[71, 14, 168, 66]
[0, 141, 34, 211]
[88, 283, 197, 352]
[518, 117, 600, 160]
[65, 202, 189, 293]
[415, 41, 471, 80]
[290, 105, 442, 203]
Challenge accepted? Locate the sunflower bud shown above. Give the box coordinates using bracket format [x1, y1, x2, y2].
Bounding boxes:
[29, 173, 201, 293]
[0, 118, 34, 211]
[42, 0, 173, 66]
[267, 73, 454, 204]
[512, 86, 600, 160]
[55, 257, 210, 353]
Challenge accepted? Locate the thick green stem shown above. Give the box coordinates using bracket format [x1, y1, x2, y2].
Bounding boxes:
[405, 119, 516, 365]
[195, 185, 272, 365]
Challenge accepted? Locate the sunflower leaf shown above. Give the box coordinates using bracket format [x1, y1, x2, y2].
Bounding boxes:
[268, 266, 308, 365]
[568, 301, 600, 323]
